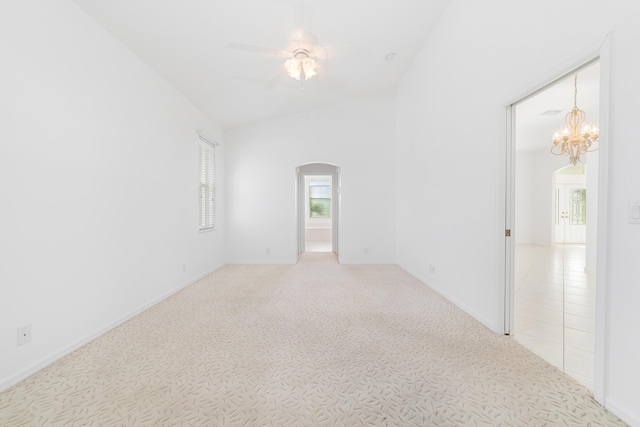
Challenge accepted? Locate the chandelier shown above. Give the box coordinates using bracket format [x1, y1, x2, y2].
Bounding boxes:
[284, 49, 317, 88]
[551, 74, 599, 165]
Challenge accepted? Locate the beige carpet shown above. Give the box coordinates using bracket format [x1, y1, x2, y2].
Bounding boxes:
[0, 253, 626, 426]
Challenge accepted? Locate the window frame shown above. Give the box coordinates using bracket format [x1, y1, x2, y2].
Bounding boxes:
[198, 131, 217, 232]
[309, 182, 332, 218]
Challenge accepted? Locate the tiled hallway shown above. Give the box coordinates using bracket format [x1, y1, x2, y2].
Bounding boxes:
[304, 241, 332, 253]
[514, 244, 596, 390]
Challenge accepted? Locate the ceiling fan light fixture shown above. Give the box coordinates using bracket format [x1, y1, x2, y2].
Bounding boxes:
[285, 58, 302, 80]
[302, 58, 317, 79]
[284, 50, 318, 81]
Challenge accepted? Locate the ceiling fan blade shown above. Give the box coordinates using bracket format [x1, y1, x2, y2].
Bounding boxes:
[311, 44, 328, 61]
[228, 43, 285, 56]
[265, 72, 286, 90]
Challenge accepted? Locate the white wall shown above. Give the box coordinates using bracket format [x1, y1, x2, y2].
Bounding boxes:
[515, 152, 534, 244]
[226, 90, 396, 264]
[0, 0, 226, 390]
[517, 148, 595, 248]
[519, 149, 587, 248]
[533, 149, 571, 247]
[395, 1, 640, 424]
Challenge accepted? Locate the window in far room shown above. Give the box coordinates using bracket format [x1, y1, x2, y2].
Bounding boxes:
[309, 182, 331, 218]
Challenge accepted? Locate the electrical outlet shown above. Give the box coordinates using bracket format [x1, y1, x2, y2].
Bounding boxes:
[182, 264, 187, 273]
[364, 248, 369, 255]
[17, 325, 31, 346]
[429, 264, 436, 274]
[266, 248, 271, 255]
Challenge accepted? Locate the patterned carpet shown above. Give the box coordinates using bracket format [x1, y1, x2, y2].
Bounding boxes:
[0, 253, 626, 426]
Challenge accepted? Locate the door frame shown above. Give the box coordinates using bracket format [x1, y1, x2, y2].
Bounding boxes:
[500, 33, 612, 405]
[296, 163, 340, 257]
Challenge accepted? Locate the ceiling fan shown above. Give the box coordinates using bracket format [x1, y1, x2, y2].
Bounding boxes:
[227, 3, 327, 90]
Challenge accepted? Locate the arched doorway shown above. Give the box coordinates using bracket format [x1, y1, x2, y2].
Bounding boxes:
[296, 163, 340, 256]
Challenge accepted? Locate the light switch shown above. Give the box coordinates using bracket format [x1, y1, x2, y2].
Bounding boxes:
[629, 201, 640, 224]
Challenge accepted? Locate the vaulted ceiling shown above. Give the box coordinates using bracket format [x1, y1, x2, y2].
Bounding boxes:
[72, 0, 451, 129]
[70, 0, 600, 141]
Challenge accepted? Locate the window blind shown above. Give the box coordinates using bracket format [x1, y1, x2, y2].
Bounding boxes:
[199, 137, 216, 230]
[309, 184, 331, 199]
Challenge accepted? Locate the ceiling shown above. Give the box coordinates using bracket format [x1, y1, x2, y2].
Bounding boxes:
[71, 0, 451, 129]
[515, 62, 600, 152]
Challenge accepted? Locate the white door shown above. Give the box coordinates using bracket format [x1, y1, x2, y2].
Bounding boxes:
[555, 183, 587, 244]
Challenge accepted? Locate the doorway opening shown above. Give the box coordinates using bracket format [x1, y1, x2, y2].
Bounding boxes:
[508, 61, 600, 391]
[555, 165, 587, 244]
[304, 175, 333, 252]
[296, 163, 340, 257]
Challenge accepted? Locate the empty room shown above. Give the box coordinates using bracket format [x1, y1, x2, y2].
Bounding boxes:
[1, 1, 639, 425]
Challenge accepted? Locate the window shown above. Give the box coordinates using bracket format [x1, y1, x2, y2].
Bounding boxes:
[570, 188, 586, 225]
[199, 134, 216, 230]
[309, 182, 331, 218]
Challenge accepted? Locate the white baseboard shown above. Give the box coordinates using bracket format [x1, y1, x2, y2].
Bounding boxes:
[0, 263, 225, 393]
[397, 263, 496, 332]
[606, 399, 640, 427]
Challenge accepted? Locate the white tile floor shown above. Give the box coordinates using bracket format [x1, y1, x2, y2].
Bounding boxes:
[514, 244, 595, 391]
[305, 241, 332, 252]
